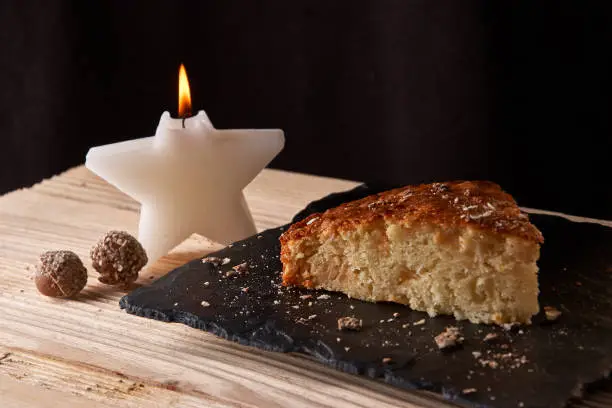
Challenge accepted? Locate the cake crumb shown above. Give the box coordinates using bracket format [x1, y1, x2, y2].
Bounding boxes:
[344, 347, 350, 352]
[434, 326, 464, 349]
[299, 294, 312, 300]
[462, 388, 477, 395]
[202, 256, 221, 266]
[317, 294, 331, 300]
[221, 257, 231, 265]
[203, 281, 210, 286]
[402, 323, 410, 328]
[336, 337, 341, 342]
[472, 351, 482, 358]
[338, 317, 363, 331]
[201, 301, 210, 307]
[241, 287, 249, 293]
[393, 312, 400, 318]
[413, 319, 426, 326]
[544, 306, 562, 321]
[232, 262, 249, 274]
[382, 357, 392, 364]
[502, 323, 518, 331]
[479, 359, 499, 369]
[483, 333, 499, 343]
[308, 314, 317, 320]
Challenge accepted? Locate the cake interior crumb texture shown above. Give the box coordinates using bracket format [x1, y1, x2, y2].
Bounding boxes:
[280, 181, 543, 325]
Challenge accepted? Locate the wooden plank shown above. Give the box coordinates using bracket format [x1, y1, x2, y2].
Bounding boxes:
[0, 165, 610, 407]
[0, 166, 442, 408]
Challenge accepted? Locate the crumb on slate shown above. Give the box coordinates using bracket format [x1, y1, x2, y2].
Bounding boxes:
[544, 306, 562, 321]
[232, 262, 249, 273]
[222, 257, 231, 265]
[338, 317, 362, 331]
[472, 351, 482, 359]
[413, 319, 426, 326]
[462, 388, 477, 395]
[502, 323, 519, 331]
[317, 294, 331, 300]
[479, 359, 499, 369]
[483, 333, 498, 343]
[434, 326, 464, 350]
[202, 256, 221, 266]
[201, 300, 210, 307]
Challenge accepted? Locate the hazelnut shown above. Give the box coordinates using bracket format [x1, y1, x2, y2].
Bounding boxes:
[90, 231, 147, 286]
[35, 250, 88, 298]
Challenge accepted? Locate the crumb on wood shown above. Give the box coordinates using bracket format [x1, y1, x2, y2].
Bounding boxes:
[161, 379, 179, 391]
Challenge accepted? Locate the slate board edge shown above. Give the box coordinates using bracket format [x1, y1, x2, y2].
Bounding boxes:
[118, 273, 475, 408]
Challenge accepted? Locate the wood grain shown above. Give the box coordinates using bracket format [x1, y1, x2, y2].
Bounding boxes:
[0, 165, 610, 407]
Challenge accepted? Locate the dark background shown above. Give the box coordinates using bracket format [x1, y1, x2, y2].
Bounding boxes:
[0, 1, 610, 219]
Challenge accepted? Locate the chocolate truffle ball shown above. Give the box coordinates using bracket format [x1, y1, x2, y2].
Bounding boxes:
[90, 231, 147, 286]
[35, 250, 88, 298]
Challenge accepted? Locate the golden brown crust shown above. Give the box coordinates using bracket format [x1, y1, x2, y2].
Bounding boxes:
[280, 180, 543, 248]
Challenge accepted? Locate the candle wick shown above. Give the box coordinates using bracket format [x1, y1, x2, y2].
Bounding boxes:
[182, 117, 186, 129]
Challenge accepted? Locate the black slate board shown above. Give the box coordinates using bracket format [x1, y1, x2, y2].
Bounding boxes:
[120, 184, 612, 408]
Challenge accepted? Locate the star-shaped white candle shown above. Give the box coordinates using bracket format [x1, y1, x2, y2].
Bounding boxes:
[85, 65, 284, 263]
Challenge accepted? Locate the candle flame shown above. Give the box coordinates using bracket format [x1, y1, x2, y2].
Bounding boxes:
[178, 64, 192, 118]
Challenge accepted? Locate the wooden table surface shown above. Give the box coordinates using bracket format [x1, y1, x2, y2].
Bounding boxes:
[1, 166, 610, 408]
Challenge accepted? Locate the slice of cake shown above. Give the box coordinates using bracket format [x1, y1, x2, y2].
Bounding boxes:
[280, 181, 544, 325]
